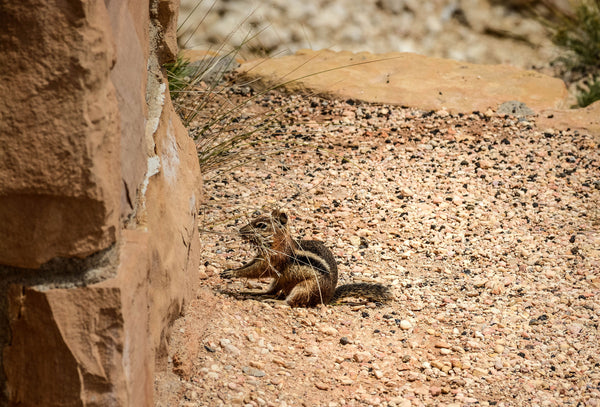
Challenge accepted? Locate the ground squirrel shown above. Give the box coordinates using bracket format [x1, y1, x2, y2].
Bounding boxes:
[221, 209, 391, 307]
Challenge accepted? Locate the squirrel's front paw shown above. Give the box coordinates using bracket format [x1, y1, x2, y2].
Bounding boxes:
[221, 269, 235, 279]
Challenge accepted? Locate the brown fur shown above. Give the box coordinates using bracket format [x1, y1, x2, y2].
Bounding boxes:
[221, 210, 391, 307]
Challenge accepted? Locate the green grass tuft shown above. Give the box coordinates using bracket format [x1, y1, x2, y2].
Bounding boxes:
[537, 0, 600, 107]
[551, 0, 600, 75]
[576, 76, 600, 107]
[164, 54, 193, 94]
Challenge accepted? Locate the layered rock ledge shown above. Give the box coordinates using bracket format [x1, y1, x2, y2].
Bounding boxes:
[0, 1, 201, 405]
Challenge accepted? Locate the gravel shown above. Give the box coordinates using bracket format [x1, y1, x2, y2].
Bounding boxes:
[156, 85, 600, 407]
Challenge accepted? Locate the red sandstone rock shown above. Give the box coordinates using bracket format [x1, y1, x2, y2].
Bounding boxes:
[0, 0, 202, 405]
[4, 232, 151, 405]
[3, 106, 201, 404]
[107, 0, 152, 221]
[0, 0, 121, 269]
[143, 93, 202, 368]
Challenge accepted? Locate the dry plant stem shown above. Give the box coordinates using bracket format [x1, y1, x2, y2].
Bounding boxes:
[177, 0, 208, 33]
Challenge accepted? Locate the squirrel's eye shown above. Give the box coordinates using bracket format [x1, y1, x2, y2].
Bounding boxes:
[255, 222, 267, 229]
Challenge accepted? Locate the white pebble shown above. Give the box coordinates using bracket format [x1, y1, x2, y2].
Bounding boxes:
[400, 320, 412, 330]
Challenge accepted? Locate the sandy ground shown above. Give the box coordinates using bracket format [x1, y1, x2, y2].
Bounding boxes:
[155, 87, 600, 407]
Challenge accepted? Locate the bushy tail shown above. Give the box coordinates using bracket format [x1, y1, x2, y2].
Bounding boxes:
[331, 283, 391, 304]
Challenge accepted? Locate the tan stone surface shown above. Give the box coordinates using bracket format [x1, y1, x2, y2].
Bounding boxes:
[238, 49, 568, 114]
[539, 100, 600, 136]
[0, 0, 120, 268]
[143, 94, 203, 366]
[239, 49, 598, 137]
[155, 0, 181, 62]
[107, 0, 151, 220]
[97, 231, 154, 405]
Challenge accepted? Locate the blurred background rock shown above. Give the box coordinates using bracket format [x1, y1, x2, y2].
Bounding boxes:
[177, 0, 572, 70]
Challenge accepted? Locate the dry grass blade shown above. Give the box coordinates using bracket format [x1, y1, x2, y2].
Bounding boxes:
[170, 3, 407, 177]
[172, 53, 403, 176]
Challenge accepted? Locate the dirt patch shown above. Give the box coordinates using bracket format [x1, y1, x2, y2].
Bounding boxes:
[156, 87, 600, 406]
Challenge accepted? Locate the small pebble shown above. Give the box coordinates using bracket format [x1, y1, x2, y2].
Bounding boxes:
[315, 381, 329, 390]
[242, 366, 266, 377]
[353, 351, 373, 363]
[223, 344, 241, 356]
[399, 320, 412, 330]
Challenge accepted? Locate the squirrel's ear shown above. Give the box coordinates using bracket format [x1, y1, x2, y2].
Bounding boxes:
[272, 209, 288, 226]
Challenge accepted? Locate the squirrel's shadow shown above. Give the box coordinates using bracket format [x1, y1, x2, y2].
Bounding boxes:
[218, 287, 285, 303]
[218, 287, 383, 307]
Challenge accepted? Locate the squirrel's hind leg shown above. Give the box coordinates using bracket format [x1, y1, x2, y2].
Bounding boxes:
[285, 280, 330, 307]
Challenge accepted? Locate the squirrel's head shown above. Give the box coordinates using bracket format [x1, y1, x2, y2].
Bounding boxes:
[239, 209, 289, 248]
